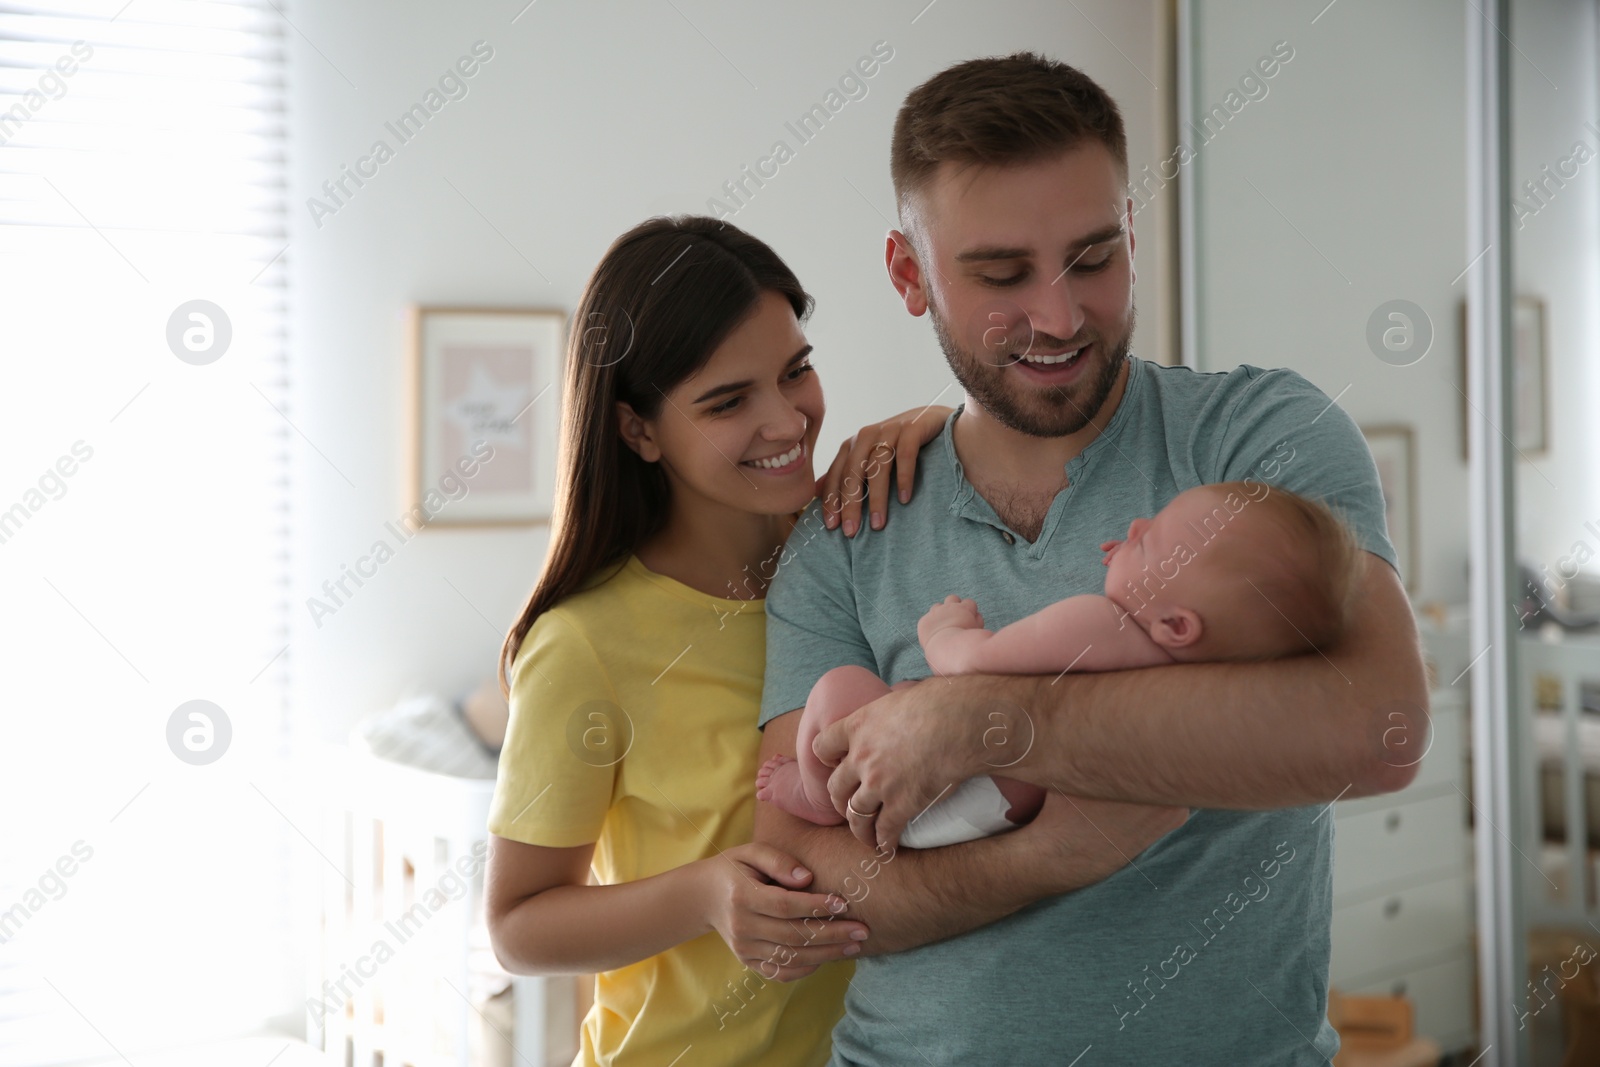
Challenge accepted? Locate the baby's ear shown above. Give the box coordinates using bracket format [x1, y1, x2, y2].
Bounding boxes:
[1149, 607, 1203, 650]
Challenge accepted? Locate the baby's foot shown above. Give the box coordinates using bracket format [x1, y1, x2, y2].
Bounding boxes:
[756, 754, 845, 826]
[755, 753, 793, 802]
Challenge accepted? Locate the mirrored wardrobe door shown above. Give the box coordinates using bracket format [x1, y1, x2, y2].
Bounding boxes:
[1503, 1, 1600, 1065]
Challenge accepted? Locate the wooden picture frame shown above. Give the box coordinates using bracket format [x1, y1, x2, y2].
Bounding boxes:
[1511, 295, 1548, 455]
[405, 306, 565, 527]
[1362, 424, 1419, 594]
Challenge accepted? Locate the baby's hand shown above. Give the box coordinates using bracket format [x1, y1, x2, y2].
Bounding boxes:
[918, 595, 985, 650]
[1099, 538, 1123, 566]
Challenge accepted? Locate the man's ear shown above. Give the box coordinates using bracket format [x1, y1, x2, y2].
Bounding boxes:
[1147, 606, 1202, 650]
[885, 228, 930, 317]
[1124, 195, 1137, 287]
[615, 401, 661, 463]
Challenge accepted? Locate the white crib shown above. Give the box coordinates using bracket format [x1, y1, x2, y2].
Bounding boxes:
[1518, 630, 1600, 925]
[306, 742, 561, 1067]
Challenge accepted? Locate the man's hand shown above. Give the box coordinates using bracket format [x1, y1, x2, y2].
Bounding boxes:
[813, 673, 1018, 850]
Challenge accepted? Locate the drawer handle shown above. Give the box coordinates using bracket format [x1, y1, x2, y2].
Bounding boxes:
[1384, 898, 1402, 919]
[1385, 812, 1402, 832]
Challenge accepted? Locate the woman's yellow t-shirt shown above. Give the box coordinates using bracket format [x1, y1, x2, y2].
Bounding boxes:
[487, 553, 852, 1067]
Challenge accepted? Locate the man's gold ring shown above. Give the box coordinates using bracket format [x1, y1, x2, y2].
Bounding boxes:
[846, 797, 879, 819]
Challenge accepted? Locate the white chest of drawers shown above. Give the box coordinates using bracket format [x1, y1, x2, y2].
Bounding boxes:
[1328, 686, 1474, 1050]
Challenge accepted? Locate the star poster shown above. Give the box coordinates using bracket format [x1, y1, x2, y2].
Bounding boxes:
[407, 306, 564, 525]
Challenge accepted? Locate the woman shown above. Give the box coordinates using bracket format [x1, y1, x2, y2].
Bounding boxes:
[484, 214, 952, 1066]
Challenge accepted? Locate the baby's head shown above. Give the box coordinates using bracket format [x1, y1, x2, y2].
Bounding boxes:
[1102, 481, 1362, 662]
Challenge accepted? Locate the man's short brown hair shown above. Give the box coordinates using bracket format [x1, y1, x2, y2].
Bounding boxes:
[890, 52, 1128, 220]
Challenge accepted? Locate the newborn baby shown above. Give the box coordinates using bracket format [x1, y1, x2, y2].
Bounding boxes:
[756, 479, 1363, 848]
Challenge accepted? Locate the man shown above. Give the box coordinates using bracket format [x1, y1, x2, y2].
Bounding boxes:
[754, 53, 1427, 1064]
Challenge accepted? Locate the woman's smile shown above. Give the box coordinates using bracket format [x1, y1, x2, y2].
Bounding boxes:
[741, 440, 807, 473]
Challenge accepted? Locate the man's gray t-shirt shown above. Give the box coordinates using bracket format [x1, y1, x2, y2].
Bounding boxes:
[758, 356, 1398, 1066]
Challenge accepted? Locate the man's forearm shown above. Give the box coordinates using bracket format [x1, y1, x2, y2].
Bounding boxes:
[999, 659, 1360, 807]
[994, 640, 1425, 808]
[983, 557, 1428, 809]
[753, 801, 1053, 956]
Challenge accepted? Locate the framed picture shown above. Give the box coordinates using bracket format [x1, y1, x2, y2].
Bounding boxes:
[1362, 424, 1418, 594]
[1457, 294, 1548, 459]
[406, 306, 565, 527]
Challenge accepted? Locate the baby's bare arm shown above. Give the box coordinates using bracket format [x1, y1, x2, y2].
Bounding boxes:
[927, 594, 1172, 677]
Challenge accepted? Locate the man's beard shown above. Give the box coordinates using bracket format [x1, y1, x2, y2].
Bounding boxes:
[930, 296, 1135, 438]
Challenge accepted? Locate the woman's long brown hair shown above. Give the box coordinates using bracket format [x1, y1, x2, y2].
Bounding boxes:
[498, 215, 814, 699]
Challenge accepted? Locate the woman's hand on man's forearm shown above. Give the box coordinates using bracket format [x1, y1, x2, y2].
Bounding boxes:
[755, 706, 1187, 957]
[752, 785, 1186, 957]
[694, 841, 869, 981]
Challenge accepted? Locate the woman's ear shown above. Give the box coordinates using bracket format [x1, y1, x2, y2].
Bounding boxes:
[1148, 606, 1202, 651]
[615, 401, 661, 463]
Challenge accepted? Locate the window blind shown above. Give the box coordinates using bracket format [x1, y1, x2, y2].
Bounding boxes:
[0, 1, 291, 1062]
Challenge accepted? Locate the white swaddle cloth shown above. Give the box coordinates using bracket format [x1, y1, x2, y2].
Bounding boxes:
[899, 773, 1017, 849]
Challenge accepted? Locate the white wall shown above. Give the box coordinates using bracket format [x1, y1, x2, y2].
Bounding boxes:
[285, 0, 1177, 744]
[1189, 0, 1471, 604]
